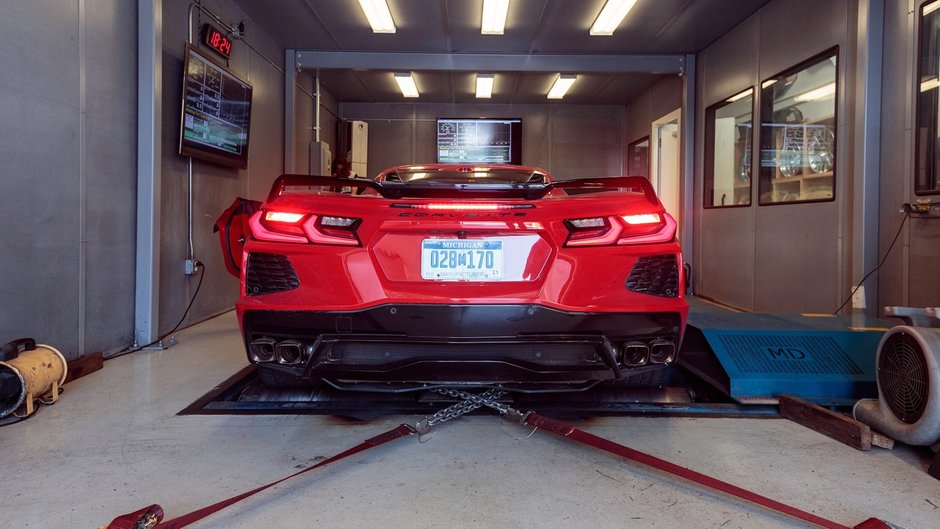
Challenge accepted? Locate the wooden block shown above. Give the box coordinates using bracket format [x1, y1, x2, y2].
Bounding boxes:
[870, 431, 895, 450]
[779, 395, 872, 451]
[64, 351, 103, 384]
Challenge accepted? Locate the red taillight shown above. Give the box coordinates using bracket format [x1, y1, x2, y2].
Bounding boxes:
[564, 217, 621, 246]
[303, 215, 360, 246]
[564, 212, 676, 247]
[250, 211, 361, 246]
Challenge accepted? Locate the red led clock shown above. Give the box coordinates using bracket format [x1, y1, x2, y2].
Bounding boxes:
[201, 23, 232, 59]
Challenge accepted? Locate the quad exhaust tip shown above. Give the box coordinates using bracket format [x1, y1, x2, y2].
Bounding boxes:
[249, 338, 307, 365]
[649, 339, 676, 364]
[621, 342, 649, 366]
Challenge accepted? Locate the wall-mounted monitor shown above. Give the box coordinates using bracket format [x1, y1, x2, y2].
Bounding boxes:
[436, 118, 521, 164]
[179, 44, 253, 169]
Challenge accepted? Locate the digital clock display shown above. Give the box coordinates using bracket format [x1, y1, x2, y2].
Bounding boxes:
[201, 23, 232, 59]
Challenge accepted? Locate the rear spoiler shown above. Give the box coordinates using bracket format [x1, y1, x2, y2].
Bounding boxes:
[267, 174, 660, 205]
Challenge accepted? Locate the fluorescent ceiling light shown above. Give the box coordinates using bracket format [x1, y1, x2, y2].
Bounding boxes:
[358, 0, 396, 33]
[761, 79, 778, 89]
[590, 0, 638, 36]
[394, 72, 419, 98]
[921, 77, 940, 92]
[794, 82, 836, 102]
[476, 74, 494, 98]
[482, 0, 509, 35]
[726, 89, 752, 103]
[925, 1, 940, 16]
[547, 74, 577, 99]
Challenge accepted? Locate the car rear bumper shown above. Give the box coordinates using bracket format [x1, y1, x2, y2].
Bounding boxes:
[241, 304, 686, 391]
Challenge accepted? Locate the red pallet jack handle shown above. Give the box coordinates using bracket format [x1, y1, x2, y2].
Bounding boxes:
[523, 412, 893, 529]
[102, 424, 415, 529]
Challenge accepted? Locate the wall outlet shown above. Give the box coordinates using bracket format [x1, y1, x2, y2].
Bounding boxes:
[851, 285, 866, 309]
[184, 259, 199, 275]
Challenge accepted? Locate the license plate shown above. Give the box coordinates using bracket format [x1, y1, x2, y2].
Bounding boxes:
[421, 239, 503, 281]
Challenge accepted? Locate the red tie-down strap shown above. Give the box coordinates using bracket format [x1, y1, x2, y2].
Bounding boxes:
[102, 424, 415, 529]
[523, 412, 894, 529]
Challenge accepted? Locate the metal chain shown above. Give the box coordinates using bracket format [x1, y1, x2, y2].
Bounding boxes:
[415, 387, 529, 435]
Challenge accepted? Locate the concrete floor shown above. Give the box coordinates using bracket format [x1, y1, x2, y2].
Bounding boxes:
[2, 311, 937, 529]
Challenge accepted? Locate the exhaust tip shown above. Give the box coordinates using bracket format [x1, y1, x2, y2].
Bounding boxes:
[276, 340, 304, 365]
[249, 337, 277, 363]
[621, 342, 650, 366]
[649, 339, 676, 364]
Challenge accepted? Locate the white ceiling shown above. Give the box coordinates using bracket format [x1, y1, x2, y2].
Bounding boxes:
[233, 0, 771, 104]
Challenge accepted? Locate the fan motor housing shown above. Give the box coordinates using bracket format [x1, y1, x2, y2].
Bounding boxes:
[854, 326, 940, 446]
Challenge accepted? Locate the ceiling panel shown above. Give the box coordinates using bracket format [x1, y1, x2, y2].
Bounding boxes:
[234, 0, 771, 104]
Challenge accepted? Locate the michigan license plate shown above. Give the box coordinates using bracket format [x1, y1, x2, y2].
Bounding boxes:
[421, 239, 504, 281]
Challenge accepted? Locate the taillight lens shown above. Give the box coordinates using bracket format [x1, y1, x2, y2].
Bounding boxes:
[303, 215, 360, 246]
[250, 211, 361, 246]
[564, 212, 676, 247]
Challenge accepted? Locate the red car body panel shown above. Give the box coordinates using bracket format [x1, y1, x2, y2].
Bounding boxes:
[221, 165, 688, 392]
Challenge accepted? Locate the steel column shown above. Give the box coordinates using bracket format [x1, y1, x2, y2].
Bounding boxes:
[135, 0, 162, 346]
[284, 49, 296, 174]
[681, 54, 696, 267]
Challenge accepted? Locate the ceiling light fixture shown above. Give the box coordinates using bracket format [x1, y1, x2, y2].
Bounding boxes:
[590, 0, 638, 36]
[921, 77, 940, 92]
[794, 82, 836, 102]
[761, 79, 778, 89]
[476, 74, 495, 98]
[482, 0, 510, 35]
[925, 1, 940, 16]
[394, 72, 419, 98]
[547, 74, 577, 99]
[725, 89, 752, 103]
[358, 0, 396, 33]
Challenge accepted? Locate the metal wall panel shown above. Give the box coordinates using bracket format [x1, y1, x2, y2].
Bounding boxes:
[83, 0, 138, 353]
[754, 0, 847, 313]
[695, 13, 759, 310]
[878, 0, 940, 309]
[156, 0, 299, 337]
[339, 102, 623, 178]
[0, 1, 107, 359]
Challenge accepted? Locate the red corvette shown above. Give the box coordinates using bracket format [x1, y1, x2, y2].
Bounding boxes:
[217, 165, 687, 392]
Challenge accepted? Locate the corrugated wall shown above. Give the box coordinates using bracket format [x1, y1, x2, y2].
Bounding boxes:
[0, 0, 137, 359]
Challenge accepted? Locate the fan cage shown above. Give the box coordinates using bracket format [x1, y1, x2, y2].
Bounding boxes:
[878, 331, 930, 424]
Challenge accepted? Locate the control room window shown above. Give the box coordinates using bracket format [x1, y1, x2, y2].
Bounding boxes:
[627, 137, 649, 178]
[704, 88, 753, 208]
[916, 0, 940, 195]
[758, 49, 838, 205]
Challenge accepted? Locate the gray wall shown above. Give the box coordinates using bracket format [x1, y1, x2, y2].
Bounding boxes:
[693, 0, 851, 313]
[0, 0, 137, 359]
[879, 0, 940, 309]
[157, 0, 317, 338]
[337, 103, 625, 179]
[622, 76, 683, 154]
[0, 0, 315, 359]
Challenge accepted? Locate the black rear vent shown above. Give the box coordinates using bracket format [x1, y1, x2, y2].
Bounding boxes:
[246, 253, 299, 296]
[626, 255, 679, 298]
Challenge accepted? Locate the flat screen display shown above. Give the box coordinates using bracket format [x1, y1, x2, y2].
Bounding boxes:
[436, 118, 521, 164]
[179, 44, 252, 168]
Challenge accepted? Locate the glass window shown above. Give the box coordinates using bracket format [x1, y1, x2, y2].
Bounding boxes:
[758, 50, 838, 205]
[705, 89, 754, 207]
[626, 137, 649, 178]
[916, 1, 940, 195]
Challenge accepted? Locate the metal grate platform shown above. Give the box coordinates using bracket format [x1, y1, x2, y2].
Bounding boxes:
[681, 308, 890, 405]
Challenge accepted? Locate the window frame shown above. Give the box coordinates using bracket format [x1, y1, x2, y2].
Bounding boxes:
[915, 0, 940, 196]
[704, 88, 755, 209]
[626, 136, 650, 179]
[757, 46, 840, 207]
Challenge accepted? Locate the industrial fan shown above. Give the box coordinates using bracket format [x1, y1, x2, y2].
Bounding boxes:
[854, 325, 940, 447]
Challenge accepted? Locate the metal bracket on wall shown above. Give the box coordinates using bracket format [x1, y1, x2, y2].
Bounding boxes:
[141, 336, 178, 351]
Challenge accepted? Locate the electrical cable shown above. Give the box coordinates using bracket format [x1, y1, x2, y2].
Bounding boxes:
[105, 265, 206, 361]
[833, 213, 909, 314]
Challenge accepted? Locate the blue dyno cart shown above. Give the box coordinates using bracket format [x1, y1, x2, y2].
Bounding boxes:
[680, 304, 891, 406]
